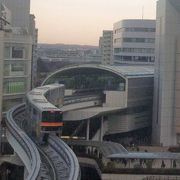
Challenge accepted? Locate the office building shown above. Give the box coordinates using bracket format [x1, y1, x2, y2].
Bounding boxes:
[153, 0, 180, 146]
[0, 1, 37, 123]
[113, 19, 156, 65]
[99, 30, 113, 65]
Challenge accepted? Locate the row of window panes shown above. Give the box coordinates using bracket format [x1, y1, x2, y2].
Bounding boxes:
[54, 73, 126, 91]
[114, 48, 155, 54]
[114, 38, 155, 44]
[4, 43, 29, 59]
[114, 27, 155, 34]
[114, 55, 155, 62]
[3, 80, 26, 94]
[2, 98, 23, 112]
[4, 62, 27, 76]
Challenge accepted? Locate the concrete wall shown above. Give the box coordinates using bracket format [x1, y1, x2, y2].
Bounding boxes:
[106, 110, 151, 135]
[153, 0, 180, 146]
[127, 77, 153, 107]
[103, 91, 127, 108]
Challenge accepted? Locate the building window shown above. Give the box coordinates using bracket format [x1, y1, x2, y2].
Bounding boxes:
[114, 38, 155, 44]
[12, 47, 24, 58]
[4, 62, 27, 76]
[114, 55, 155, 62]
[4, 43, 29, 59]
[114, 48, 155, 54]
[114, 27, 155, 34]
[3, 79, 26, 94]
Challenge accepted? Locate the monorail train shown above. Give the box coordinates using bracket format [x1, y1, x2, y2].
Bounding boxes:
[25, 84, 65, 143]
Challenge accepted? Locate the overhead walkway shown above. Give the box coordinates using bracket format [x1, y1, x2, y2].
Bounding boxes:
[64, 139, 128, 157]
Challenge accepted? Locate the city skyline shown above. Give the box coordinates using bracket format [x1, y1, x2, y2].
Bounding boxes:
[30, 0, 156, 45]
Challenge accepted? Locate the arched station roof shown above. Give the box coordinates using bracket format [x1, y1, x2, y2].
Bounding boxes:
[42, 64, 154, 85]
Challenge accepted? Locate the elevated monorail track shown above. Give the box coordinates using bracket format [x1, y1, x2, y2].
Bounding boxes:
[6, 103, 81, 180]
[6, 104, 42, 180]
[5, 85, 105, 179]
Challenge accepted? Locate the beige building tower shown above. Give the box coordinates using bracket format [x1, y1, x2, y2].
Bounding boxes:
[0, 1, 37, 123]
[153, 0, 180, 146]
[99, 30, 113, 65]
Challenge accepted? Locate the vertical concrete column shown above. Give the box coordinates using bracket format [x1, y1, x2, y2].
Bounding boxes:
[100, 116, 104, 142]
[0, 32, 4, 155]
[174, 36, 180, 144]
[86, 119, 90, 140]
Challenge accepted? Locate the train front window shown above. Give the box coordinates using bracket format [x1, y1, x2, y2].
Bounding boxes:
[42, 111, 62, 123]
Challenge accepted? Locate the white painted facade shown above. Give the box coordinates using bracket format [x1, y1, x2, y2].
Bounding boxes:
[153, 0, 180, 146]
[113, 19, 156, 65]
[0, 3, 35, 122]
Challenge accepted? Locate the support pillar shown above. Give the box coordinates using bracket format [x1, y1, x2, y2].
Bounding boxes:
[86, 119, 90, 141]
[100, 116, 104, 142]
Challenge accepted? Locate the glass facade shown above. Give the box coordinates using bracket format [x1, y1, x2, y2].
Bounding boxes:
[114, 38, 155, 44]
[114, 27, 155, 34]
[46, 68, 126, 91]
[3, 79, 26, 94]
[114, 48, 155, 54]
[114, 55, 155, 62]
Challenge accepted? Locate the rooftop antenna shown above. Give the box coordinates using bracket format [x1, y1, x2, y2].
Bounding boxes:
[142, 6, 144, 19]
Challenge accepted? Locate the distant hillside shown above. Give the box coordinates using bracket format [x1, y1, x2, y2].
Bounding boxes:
[39, 43, 98, 50]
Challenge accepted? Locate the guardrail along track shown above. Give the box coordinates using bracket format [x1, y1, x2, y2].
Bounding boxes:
[42, 135, 81, 180]
[64, 94, 102, 105]
[6, 104, 41, 180]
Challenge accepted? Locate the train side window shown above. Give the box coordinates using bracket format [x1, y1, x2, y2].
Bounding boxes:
[33, 108, 37, 115]
[29, 104, 31, 112]
[55, 112, 62, 122]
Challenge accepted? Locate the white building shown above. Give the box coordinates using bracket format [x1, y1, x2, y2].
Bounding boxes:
[99, 30, 113, 65]
[153, 0, 180, 146]
[113, 19, 156, 65]
[0, 2, 37, 123]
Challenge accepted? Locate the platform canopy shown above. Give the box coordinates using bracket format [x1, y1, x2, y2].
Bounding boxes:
[108, 152, 180, 160]
[43, 64, 154, 86]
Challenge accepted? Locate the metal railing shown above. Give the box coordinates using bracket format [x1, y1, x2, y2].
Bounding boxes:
[48, 135, 81, 180]
[64, 94, 102, 106]
[142, 176, 180, 180]
[6, 104, 41, 180]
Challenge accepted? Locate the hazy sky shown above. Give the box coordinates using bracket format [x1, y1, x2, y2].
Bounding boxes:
[30, 0, 157, 45]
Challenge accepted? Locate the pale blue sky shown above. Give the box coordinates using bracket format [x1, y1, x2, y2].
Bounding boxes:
[31, 0, 157, 45]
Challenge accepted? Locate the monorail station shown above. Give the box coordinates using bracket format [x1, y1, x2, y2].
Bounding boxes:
[43, 64, 154, 144]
